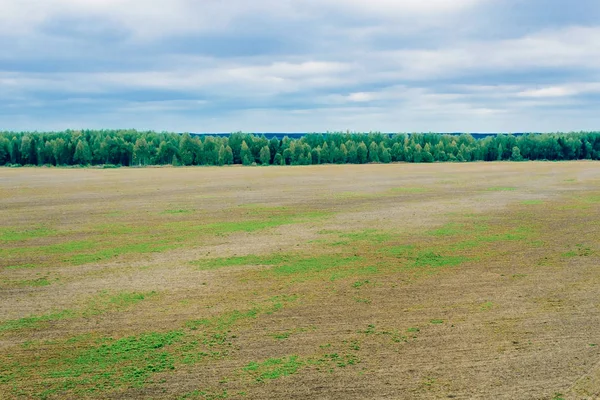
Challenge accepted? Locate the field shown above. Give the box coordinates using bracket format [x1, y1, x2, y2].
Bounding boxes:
[1, 162, 600, 399]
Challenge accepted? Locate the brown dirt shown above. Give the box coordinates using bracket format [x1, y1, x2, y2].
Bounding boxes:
[1, 162, 600, 399]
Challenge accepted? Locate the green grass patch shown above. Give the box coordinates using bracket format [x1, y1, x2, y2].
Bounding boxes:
[83, 291, 158, 317]
[451, 226, 534, 251]
[480, 301, 493, 311]
[352, 280, 370, 289]
[13, 277, 52, 287]
[521, 200, 543, 205]
[562, 244, 593, 258]
[486, 187, 516, 192]
[0, 310, 74, 332]
[381, 244, 415, 257]
[162, 209, 194, 215]
[430, 319, 444, 324]
[243, 356, 304, 382]
[186, 295, 297, 332]
[338, 229, 394, 244]
[0, 226, 57, 242]
[427, 223, 464, 237]
[68, 242, 180, 264]
[44, 330, 184, 393]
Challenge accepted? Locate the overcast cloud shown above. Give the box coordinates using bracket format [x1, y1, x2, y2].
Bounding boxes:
[1, 0, 600, 132]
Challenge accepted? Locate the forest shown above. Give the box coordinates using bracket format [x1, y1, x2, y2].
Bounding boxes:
[1, 130, 599, 167]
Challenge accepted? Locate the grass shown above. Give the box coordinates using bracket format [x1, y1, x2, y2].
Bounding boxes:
[162, 209, 194, 214]
[0, 226, 57, 242]
[13, 277, 52, 287]
[427, 223, 465, 237]
[243, 356, 304, 382]
[186, 295, 298, 332]
[0, 310, 74, 333]
[43, 330, 184, 393]
[0, 210, 332, 268]
[1, 293, 299, 397]
[562, 244, 593, 258]
[0, 291, 157, 334]
[521, 199, 544, 205]
[338, 229, 394, 244]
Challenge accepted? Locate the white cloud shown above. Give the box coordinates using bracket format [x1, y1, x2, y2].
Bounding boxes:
[517, 83, 600, 98]
[0, 0, 483, 39]
[373, 26, 600, 80]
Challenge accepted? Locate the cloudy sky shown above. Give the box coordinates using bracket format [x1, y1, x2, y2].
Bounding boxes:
[2, 0, 600, 133]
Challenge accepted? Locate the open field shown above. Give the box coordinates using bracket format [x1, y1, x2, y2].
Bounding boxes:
[1, 162, 600, 399]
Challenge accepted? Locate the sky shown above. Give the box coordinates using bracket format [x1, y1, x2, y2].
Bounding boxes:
[1, 0, 600, 133]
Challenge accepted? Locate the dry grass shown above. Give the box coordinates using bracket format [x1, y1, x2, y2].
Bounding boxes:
[1, 162, 600, 399]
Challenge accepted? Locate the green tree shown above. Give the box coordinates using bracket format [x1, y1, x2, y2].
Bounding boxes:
[510, 146, 523, 161]
[0, 137, 10, 165]
[10, 137, 20, 164]
[379, 143, 392, 163]
[52, 138, 70, 165]
[259, 145, 271, 165]
[179, 133, 195, 166]
[133, 138, 151, 166]
[274, 153, 283, 165]
[368, 142, 379, 163]
[357, 142, 368, 163]
[321, 142, 330, 164]
[224, 146, 234, 165]
[73, 140, 92, 165]
[240, 141, 253, 165]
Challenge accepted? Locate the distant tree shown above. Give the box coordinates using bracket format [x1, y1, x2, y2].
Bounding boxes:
[52, 138, 70, 165]
[224, 146, 234, 165]
[282, 148, 292, 165]
[412, 144, 423, 163]
[379, 143, 392, 163]
[311, 147, 321, 164]
[259, 145, 271, 165]
[0, 137, 10, 165]
[133, 138, 151, 166]
[217, 144, 226, 166]
[179, 133, 195, 166]
[422, 143, 434, 163]
[73, 140, 92, 165]
[368, 142, 379, 163]
[240, 141, 253, 165]
[10, 137, 20, 164]
[321, 142, 331, 164]
[510, 146, 523, 161]
[273, 152, 283, 165]
[357, 142, 368, 164]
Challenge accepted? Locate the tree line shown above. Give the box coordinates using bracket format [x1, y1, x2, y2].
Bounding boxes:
[1, 130, 599, 167]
